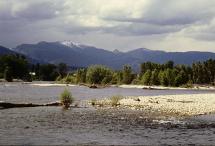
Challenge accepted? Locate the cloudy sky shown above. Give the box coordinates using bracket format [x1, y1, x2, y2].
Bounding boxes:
[1, 0, 215, 52]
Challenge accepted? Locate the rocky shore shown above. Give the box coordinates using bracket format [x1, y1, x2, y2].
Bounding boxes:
[96, 94, 215, 117]
[117, 84, 215, 90]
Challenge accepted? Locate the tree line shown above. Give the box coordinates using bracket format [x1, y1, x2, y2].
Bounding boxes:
[65, 60, 215, 87]
[0, 54, 68, 82]
[1, 54, 215, 87]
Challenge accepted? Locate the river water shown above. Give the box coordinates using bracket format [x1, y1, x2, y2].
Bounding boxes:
[1, 82, 215, 145]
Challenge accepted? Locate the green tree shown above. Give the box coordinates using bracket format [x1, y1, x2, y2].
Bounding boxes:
[174, 71, 184, 87]
[0, 54, 29, 80]
[165, 69, 176, 86]
[76, 68, 87, 83]
[164, 60, 174, 69]
[111, 71, 123, 84]
[86, 65, 113, 84]
[140, 62, 160, 77]
[122, 65, 133, 84]
[39, 64, 58, 81]
[58, 63, 68, 77]
[141, 69, 152, 85]
[158, 70, 168, 86]
[150, 69, 160, 85]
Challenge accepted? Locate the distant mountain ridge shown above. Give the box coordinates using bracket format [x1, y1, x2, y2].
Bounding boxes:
[10, 41, 215, 70]
[0, 45, 16, 55]
[0, 45, 42, 64]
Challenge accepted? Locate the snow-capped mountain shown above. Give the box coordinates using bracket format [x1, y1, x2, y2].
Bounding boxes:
[60, 41, 82, 48]
[12, 41, 215, 70]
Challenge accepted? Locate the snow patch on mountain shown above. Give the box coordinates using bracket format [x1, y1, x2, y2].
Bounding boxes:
[60, 41, 82, 48]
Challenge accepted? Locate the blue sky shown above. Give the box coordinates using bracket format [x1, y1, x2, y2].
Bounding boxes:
[1, 0, 215, 52]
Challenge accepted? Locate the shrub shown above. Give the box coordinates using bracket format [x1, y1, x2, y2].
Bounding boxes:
[110, 95, 123, 107]
[86, 65, 113, 84]
[181, 80, 194, 88]
[131, 78, 140, 85]
[90, 98, 97, 106]
[61, 74, 76, 84]
[60, 89, 74, 108]
[76, 69, 87, 83]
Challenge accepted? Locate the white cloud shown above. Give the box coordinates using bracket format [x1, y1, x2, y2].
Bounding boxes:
[1, 0, 215, 52]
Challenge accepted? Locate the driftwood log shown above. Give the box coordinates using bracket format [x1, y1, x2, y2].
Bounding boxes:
[0, 101, 61, 109]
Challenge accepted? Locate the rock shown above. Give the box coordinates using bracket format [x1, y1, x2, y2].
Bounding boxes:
[134, 98, 141, 102]
[89, 85, 98, 89]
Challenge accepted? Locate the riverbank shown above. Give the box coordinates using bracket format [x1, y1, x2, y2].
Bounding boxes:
[95, 94, 215, 117]
[1, 80, 215, 90]
[117, 84, 215, 90]
[29, 83, 76, 87]
[29, 82, 215, 91]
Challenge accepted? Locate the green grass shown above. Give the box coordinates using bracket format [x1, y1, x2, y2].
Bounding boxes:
[110, 95, 123, 107]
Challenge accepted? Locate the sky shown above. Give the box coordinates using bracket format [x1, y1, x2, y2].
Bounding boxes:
[1, 0, 215, 52]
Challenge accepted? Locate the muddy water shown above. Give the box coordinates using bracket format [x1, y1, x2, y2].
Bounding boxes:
[1, 82, 215, 145]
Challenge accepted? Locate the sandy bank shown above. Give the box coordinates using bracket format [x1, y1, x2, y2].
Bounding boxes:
[117, 94, 215, 116]
[117, 85, 215, 90]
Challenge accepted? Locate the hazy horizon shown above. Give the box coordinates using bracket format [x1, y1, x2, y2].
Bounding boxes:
[1, 0, 215, 52]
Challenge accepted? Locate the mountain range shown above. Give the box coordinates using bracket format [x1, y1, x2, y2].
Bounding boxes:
[0, 45, 16, 55]
[0, 45, 42, 64]
[1, 41, 215, 70]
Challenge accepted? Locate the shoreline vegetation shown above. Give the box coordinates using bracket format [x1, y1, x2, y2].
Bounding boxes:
[1, 54, 215, 89]
[27, 82, 215, 91]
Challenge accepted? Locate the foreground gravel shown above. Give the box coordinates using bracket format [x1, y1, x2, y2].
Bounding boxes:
[118, 94, 215, 116]
[1, 107, 215, 145]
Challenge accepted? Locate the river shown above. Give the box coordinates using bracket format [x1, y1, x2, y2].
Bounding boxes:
[0, 82, 215, 145]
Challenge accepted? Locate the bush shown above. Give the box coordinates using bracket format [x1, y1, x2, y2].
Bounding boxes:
[86, 65, 113, 84]
[90, 98, 97, 106]
[60, 89, 74, 108]
[131, 78, 140, 85]
[61, 74, 76, 84]
[110, 95, 123, 107]
[181, 80, 194, 88]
